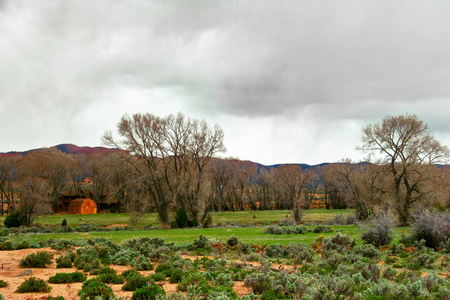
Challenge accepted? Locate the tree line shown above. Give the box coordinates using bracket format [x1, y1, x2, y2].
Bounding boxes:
[0, 113, 449, 227]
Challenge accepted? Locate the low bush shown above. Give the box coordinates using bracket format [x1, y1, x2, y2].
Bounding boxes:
[96, 267, 125, 284]
[212, 273, 234, 287]
[122, 272, 153, 291]
[56, 260, 73, 268]
[0, 229, 8, 237]
[48, 272, 87, 283]
[169, 269, 184, 283]
[323, 214, 347, 225]
[277, 218, 295, 226]
[4, 212, 23, 228]
[150, 273, 166, 282]
[261, 289, 289, 300]
[265, 244, 286, 258]
[227, 235, 240, 247]
[78, 278, 114, 300]
[411, 209, 450, 249]
[264, 225, 309, 235]
[361, 211, 394, 248]
[20, 251, 54, 268]
[132, 284, 166, 300]
[189, 234, 212, 250]
[0, 280, 7, 287]
[313, 225, 333, 233]
[286, 243, 315, 264]
[354, 244, 380, 259]
[244, 273, 272, 295]
[16, 277, 51, 293]
[177, 272, 210, 292]
[323, 233, 355, 252]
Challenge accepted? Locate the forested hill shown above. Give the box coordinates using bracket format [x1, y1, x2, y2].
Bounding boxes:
[1, 144, 448, 171]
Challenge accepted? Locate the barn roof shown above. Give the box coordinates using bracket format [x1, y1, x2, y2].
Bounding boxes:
[68, 198, 96, 207]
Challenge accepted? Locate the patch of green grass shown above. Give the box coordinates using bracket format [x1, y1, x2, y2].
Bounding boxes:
[0, 209, 356, 228]
[7, 224, 410, 246]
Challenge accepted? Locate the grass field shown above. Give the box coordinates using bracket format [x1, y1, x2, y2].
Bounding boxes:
[1, 209, 412, 246]
[0, 208, 356, 227]
[8, 225, 411, 246]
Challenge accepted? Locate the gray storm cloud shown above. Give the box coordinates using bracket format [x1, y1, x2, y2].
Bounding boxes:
[0, 0, 449, 162]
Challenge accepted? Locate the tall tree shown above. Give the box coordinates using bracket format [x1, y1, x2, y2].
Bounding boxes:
[0, 156, 18, 214]
[17, 148, 74, 212]
[358, 114, 449, 225]
[102, 112, 225, 227]
[16, 176, 52, 226]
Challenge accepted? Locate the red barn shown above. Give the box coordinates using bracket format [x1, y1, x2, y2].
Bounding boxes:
[68, 198, 97, 214]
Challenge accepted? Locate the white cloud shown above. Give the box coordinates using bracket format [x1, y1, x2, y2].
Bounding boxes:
[0, 0, 449, 164]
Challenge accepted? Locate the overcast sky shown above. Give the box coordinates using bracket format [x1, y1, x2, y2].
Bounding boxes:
[1, 1, 449, 165]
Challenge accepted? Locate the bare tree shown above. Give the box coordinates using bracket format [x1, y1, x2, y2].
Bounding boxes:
[17, 176, 52, 226]
[17, 148, 74, 212]
[84, 153, 113, 211]
[323, 160, 387, 219]
[210, 159, 233, 212]
[102, 112, 225, 227]
[358, 114, 449, 225]
[0, 156, 18, 214]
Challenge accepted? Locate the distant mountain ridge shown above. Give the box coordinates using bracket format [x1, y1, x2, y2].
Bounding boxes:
[1, 144, 448, 171]
[0, 143, 118, 157]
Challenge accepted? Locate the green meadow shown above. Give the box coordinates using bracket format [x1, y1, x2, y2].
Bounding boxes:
[1, 209, 411, 246]
[0, 208, 355, 227]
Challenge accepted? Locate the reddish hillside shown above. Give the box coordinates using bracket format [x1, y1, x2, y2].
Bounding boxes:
[0, 144, 118, 157]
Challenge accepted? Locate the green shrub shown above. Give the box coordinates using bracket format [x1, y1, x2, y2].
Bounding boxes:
[131, 255, 154, 271]
[0, 228, 9, 237]
[122, 269, 141, 279]
[227, 235, 240, 247]
[286, 243, 315, 264]
[261, 289, 289, 300]
[212, 273, 234, 287]
[265, 244, 286, 258]
[382, 267, 398, 280]
[313, 225, 333, 233]
[78, 278, 114, 300]
[4, 212, 23, 228]
[354, 244, 380, 259]
[202, 213, 214, 228]
[61, 218, 67, 227]
[171, 208, 198, 228]
[122, 272, 153, 291]
[177, 272, 210, 292]
[0, 280, 7, 287]
[48, 272, 87, 283]
[132, 284, 166, 300]
[189, 234, 212, 250]
[46, 296, 65, 300]
[150, 273, 166, 282]
[16, 277, 51, 293]
[0, 239, 13, 250]
[244, 273, 272, 294]
[74, 246, 103, 272]
[20, 251, 54, 268]
[96, 267, 125, 284]
[51, 239, 77, 251]
[169, 269, 184, 283]
[323, 233, 355, 252]
[56, 260, 73, 268]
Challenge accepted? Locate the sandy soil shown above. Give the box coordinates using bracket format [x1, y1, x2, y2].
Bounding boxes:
[0, 248, 252, 300]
